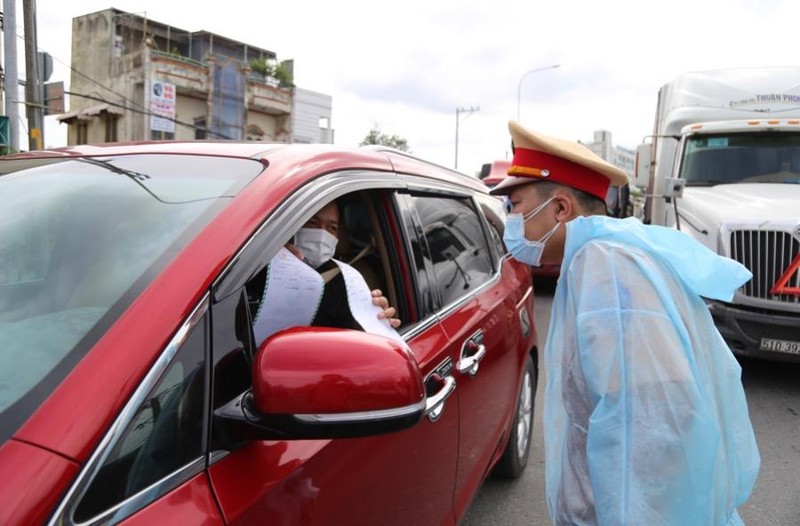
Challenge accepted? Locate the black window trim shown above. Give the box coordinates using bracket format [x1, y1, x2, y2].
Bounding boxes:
[48, 294, 210, 526]
[391, 192, 441, 340]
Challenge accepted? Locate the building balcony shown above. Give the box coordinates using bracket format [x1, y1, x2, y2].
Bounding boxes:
[248, 77, 292, 115]
[150, 50, 209, 96]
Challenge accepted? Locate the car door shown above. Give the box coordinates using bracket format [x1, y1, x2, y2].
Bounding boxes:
[402, 189, 529, 518]
[205, 175, 461, 526]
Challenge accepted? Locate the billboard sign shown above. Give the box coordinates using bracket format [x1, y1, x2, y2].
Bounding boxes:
[150, 81, 176, 133]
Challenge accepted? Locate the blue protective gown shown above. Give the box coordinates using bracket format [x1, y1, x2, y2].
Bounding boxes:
[544, 216, 760, 526]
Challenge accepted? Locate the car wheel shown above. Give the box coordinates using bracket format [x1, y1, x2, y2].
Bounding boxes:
[492, 354, 536, 479]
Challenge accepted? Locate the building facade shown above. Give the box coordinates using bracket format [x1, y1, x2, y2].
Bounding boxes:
[581, 130, 635, 178]
[291, 88, 333, 144]
[580, 130, 636, 217]
[57, 9, 297, 145]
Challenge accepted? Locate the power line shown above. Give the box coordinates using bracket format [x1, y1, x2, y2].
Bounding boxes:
[63, 90, 233, 140]
[12, 28, 234, 143]
[16, 31, 149, 114]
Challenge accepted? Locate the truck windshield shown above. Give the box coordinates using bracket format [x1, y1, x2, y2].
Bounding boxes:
[681, 132, 800, 185]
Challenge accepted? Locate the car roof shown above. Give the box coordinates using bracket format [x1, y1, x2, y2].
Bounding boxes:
[1, 140, 288, 159]
[2, 141, 487, 191]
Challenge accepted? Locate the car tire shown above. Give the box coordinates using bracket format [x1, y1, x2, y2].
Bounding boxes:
[492, 354, 536, 479]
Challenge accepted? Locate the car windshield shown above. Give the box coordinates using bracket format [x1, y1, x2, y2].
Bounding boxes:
[0, 154, 263, 441]
[681, 132, 800, 185]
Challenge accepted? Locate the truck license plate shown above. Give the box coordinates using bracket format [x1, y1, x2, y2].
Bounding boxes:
[759, 338, 800, 354]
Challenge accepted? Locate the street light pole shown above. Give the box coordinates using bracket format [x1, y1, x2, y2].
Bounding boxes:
[455, 105, 479, 170]
[516, 64, 560, 121]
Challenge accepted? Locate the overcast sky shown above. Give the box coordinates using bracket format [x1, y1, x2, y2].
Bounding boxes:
[17, 0, 800, 175]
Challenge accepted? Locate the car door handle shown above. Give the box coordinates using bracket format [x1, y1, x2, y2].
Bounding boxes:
[457, 332, 486, 376]
[425, 374, 456, 422]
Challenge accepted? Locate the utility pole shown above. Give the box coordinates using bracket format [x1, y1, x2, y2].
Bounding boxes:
[455, 106, 479, 170]
[3, 0, 20, 152]
[22, 0, 43, 150]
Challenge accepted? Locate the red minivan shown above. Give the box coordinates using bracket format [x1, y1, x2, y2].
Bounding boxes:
[0, 142, 538, 525]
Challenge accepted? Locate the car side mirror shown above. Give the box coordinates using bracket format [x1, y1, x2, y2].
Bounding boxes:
[215, 327, 426, 441]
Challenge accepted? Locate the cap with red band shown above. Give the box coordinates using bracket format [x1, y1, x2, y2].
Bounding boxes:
[490, 121, 628, 200]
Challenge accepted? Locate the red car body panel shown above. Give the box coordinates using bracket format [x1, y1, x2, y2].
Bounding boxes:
[447, 257, 535, 517]
[387, 152, 488, 194]
[210, 324, 461, 526]
[0, 440, 80, 525]
[120, 475, 224, 525]
[0, 142, 536, 525]
[252, 328, 425, 414]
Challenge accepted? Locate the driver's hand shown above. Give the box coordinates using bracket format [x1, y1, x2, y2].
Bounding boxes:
[285, 242, 304, 260]
[371, 289, 401, 328]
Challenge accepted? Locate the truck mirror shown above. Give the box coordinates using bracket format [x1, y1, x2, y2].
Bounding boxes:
[634, 144, 651, 188]
[662, 177, 685, 199]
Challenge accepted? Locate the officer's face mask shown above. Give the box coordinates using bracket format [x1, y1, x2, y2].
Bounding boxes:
[293, 228, 338, 269]
[503, 196, 561, 267]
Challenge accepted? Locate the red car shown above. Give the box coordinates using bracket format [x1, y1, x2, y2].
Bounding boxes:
[478, 159, 511, 189]
[0, 142, 537, 525]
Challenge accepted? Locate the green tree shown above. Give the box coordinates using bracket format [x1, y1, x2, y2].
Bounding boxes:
[249, 56, 274, 77]
[249, 58, 294, 88]
[359, 126, 410, 152]
[274, 61, 294, 88]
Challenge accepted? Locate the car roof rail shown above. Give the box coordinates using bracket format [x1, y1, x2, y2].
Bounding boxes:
[359, 144, 478, 181]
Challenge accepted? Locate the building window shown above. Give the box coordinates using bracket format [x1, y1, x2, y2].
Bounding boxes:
[150, 130, 175, 140]
[104, 116, 118, 143]
[194, 117, 207, 140]
[77, 123, 88, 145]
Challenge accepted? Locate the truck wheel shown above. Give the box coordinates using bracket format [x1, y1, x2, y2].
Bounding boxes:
[492, 354, 536, 479]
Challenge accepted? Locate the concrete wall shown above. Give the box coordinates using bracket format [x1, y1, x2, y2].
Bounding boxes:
[174, 96, 207, 140]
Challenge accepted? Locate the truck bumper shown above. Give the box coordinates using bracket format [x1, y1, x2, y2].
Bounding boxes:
[708, 300, 800, 362]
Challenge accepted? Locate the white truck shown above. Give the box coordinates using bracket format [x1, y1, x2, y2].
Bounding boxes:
[635, 67, 800, 361]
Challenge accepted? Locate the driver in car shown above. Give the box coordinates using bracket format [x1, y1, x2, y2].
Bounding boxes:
[249, 199, 400, 346]
[286, 199, 400, 330]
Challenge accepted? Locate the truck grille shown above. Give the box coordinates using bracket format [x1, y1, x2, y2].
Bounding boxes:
[729, 229, 800, 305]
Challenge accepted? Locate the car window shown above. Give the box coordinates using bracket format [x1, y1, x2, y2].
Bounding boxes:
[211, 188, 415, 450]
[73, 309, 207, 523]
[409, 194, 494, 306]
[242, 189, 411, 344]
[210, 289, 255, 452]
[0, 154, 262, 444]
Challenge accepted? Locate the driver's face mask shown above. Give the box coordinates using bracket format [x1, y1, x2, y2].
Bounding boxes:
[293, 227, 338, 268]
[503, 196, 561, 266]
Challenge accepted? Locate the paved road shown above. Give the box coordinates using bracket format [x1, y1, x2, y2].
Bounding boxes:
[463, 278, 800, 525]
